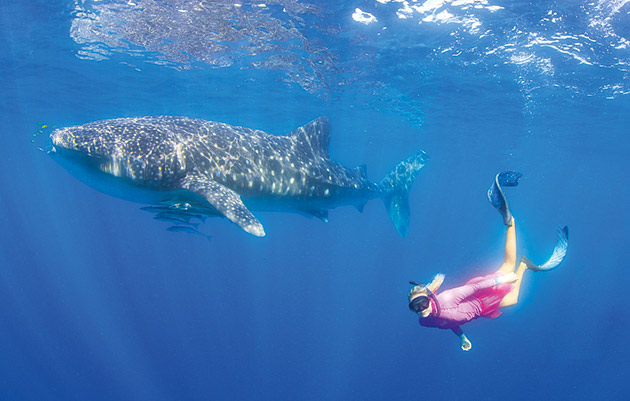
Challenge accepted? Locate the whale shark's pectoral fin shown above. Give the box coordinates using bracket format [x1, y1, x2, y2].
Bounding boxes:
[181, 176, 265, 237]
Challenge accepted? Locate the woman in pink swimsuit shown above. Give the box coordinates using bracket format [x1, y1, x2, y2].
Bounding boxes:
[408, 171, 569, 351]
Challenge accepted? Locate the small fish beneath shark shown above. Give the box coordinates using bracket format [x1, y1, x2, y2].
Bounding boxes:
[49, 116, 428, 237]
[166, 225, 213, 242]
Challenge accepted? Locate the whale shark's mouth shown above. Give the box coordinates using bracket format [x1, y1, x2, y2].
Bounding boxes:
[51, 145, 133, 183]
[49, 144, 107, 169]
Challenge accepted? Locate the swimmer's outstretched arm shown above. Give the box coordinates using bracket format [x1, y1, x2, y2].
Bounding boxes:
[452, 326, 472, 351]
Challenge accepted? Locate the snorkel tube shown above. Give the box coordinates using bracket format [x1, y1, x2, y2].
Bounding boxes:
[424, 286, 441, 317]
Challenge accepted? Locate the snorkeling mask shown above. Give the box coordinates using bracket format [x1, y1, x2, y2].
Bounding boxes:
[408, 280, 441, 316]
[408, 294, 430, 312]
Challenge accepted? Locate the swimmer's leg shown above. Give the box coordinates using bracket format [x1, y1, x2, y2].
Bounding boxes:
[496, 220, 517, 275]
[496, 220, 524, 307]
[499, 259, 528, 308]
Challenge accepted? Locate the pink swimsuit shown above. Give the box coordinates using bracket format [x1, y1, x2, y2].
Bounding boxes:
[419, 273, 514, 333]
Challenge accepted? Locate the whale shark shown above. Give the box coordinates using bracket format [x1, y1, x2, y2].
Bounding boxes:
[50, 116, 428, 237]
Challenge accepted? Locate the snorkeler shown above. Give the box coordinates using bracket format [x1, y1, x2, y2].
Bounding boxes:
[408, 171, 569, 351]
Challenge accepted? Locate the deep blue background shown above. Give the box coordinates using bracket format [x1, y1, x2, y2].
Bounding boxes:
[1, 1, 629, 400]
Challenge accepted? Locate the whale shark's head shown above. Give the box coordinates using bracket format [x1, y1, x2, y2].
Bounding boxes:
[50, 124, 114, 160]
[48, 123, 185, 203]
[49, 121, 157, 196]
[49, 125, 124, 192]
[50, 125, 106, 173]
[49, 120, 187, 200]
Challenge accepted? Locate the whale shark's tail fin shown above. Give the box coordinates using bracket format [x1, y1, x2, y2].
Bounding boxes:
[379, 150, 429, 237]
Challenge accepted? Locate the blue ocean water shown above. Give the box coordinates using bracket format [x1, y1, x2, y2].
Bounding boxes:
[1, 0, 629, 400]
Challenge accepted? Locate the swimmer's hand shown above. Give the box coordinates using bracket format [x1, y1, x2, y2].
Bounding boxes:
[460, 335, 472, 351]
[454, 328, 472, 351]
[495, 272, 519, 285]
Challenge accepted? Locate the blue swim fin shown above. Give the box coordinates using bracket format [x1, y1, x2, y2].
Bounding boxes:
[487, 171, 522, 226]
[521, 226, 569, 272]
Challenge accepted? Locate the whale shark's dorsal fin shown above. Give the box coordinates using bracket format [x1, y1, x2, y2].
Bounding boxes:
[181, 175, 266, 237]
[290, 117, 331, 158]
